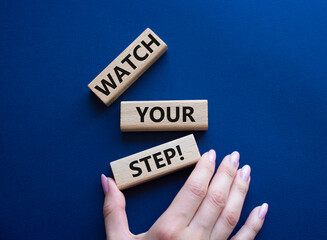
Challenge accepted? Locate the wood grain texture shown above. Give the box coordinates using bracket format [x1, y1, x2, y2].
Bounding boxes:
[88, 28, 167, 106]
[120, 100, 208, 131]
[110, 134, 200, 190]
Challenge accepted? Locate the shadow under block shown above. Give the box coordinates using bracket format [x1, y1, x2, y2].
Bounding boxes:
[110, 134, 201, 190]
[120, 100, 208, 131]
[88, 28, 168, 106]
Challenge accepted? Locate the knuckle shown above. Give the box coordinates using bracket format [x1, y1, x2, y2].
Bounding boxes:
[204, 163, 215, 175]
[222, 164, 236, 179]
[103, 202, 115, 218]
[155, 224, 179, 240]
[236, 182, 249, 197]
[103, 201, 124, 219]
[187, 181, 207, 199]
[175, 209, 188, 220]
[222, 210, 239, 228]
[207, 190, 227, 208]
[246, 222, 261, 235]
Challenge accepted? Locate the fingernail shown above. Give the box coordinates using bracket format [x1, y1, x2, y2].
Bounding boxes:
[258, 203, 269, 220]
[240, 165, 251, 182]
[208, 149, 216, 163]
[101, 174, 109, 194]
[230, 151, 240, 167]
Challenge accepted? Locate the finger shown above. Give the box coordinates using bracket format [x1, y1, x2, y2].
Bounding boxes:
[189, 151, 240, 235]
[161, 150, 216, 227]
[210, 165, 251, 240]
[101, 174, 130, 239]
[230, 203, 268, 240]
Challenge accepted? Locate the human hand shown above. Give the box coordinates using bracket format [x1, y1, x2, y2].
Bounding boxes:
[101, 150, 268, 240]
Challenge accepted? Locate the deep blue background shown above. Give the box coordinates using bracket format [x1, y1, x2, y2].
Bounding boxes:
[1, 0, 327, 239]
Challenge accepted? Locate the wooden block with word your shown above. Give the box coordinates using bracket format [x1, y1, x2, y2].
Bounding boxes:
[88, 28, 168, 106]
[110, 134, 201, 190]
[120, 100, 208, 131]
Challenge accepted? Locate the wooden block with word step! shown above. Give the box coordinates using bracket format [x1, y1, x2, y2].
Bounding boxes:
[110, 134, 201, 190]
[120, 100, 208, 131]
[88, 28, 168, 106]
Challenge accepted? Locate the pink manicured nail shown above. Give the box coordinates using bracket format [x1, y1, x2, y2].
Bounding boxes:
[258, 203, 269, 220]
[101, 174, 109, 194]
[208, 149, 216, 163]
[230, 151, 240, 167]
[240, 165, 251, 182]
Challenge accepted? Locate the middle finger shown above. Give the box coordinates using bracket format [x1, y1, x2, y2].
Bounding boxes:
[189, 151, 240, 235]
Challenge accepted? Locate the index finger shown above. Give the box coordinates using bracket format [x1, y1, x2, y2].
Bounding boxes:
[161, 150, 216, 227]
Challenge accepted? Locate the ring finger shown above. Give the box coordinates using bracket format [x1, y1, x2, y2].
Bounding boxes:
[210, 165, 251, 240]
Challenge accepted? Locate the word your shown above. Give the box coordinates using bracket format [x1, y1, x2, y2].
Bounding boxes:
[129, 145, 184, 177]
[136, 106, 196, 123]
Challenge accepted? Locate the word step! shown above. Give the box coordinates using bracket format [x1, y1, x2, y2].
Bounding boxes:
[88, 28, 167, 106]
[110, 134, 201, 190]
[120, 100, 208, 131]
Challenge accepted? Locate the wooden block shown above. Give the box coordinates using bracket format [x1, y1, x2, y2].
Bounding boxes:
[88, 28, 168, 106]
[120, 100, 208, 131]
[110, 134, 201, 190]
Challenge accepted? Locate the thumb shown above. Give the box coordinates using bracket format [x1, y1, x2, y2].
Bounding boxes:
[101, 174, 130, 239]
